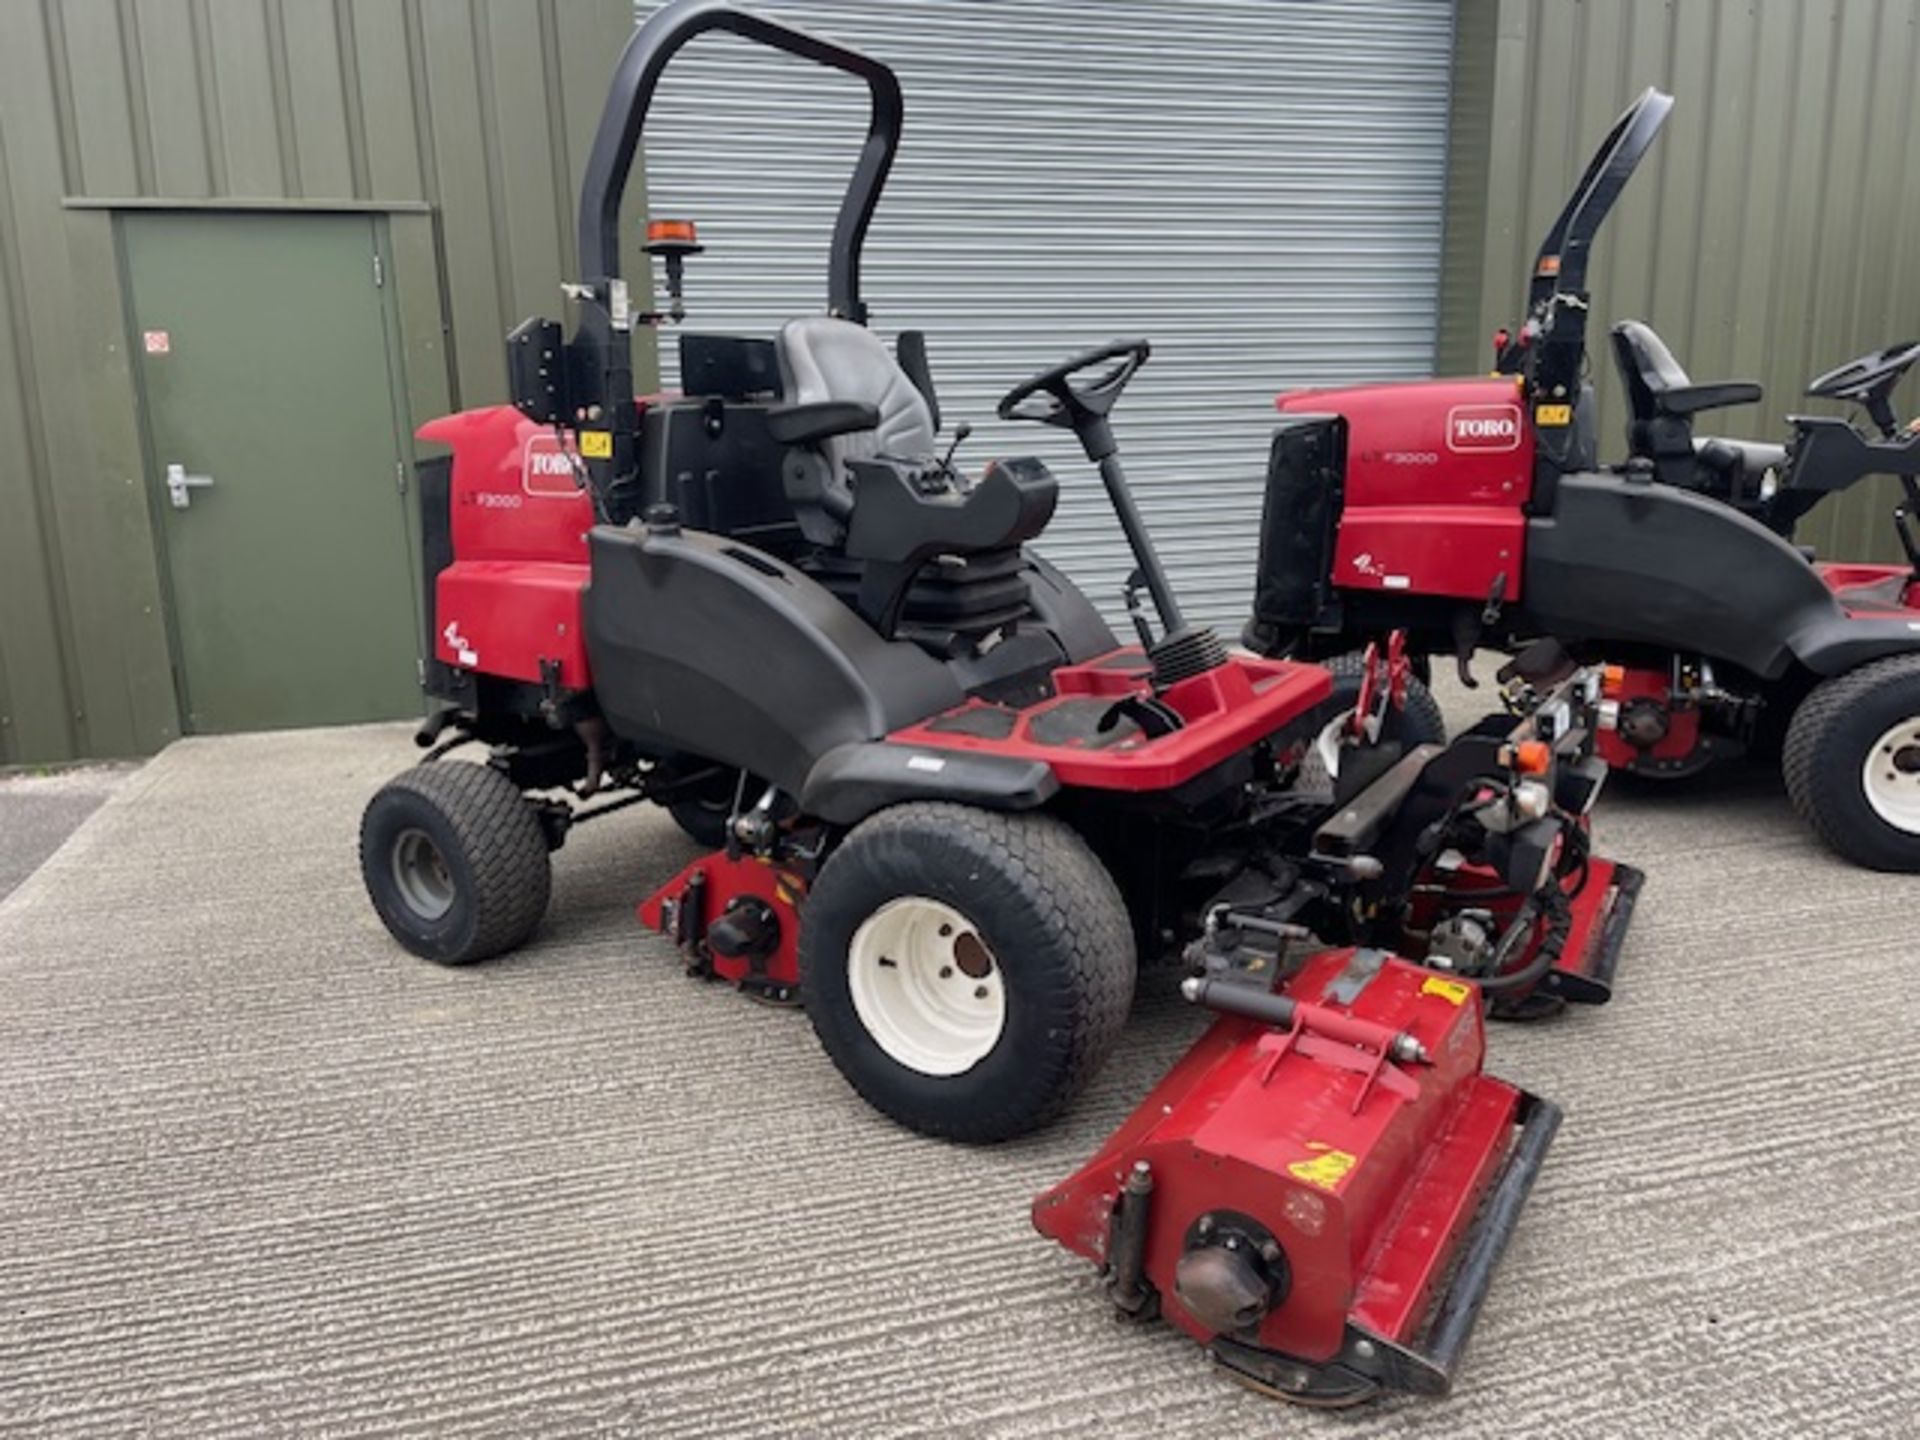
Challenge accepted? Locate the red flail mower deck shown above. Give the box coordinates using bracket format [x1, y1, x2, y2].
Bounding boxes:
[1033, 949, 1559, 1406]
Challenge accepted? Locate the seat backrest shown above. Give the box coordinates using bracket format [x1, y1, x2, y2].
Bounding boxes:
[1611, 319, 1692, 420]
[777, 316, 937, 473]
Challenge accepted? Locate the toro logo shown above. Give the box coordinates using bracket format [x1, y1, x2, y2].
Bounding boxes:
[1445, 403, 1523, 453]
[521, 432, 586, 497]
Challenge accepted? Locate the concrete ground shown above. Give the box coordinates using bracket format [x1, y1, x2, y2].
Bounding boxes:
[0, 705, 1914, 1438]
[0, 765, 136, 903]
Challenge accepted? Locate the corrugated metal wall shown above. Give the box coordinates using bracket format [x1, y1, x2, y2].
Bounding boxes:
[642, 0, 1455, 630]
[1441, 0, 1920, 563]
[0, 0, 640, 766]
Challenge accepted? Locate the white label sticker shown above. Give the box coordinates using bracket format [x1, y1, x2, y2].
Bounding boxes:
[442, 621, 480, 669]
[1383, 575, 1411, 590]
[906, 755, 947, 773]
[143, 330, 170, 355]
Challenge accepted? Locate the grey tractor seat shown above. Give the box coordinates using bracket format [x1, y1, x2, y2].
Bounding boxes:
[777, 314, 938, 473]
[771, 315, 1058, 642]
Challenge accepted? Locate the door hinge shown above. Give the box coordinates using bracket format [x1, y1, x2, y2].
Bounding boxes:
[372, 252, 384, 287]
[395, 460, 407, 495]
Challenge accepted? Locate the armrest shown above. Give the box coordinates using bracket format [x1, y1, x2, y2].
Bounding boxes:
[1658, 380, 1762, 416]
[767, 399, 881, 446]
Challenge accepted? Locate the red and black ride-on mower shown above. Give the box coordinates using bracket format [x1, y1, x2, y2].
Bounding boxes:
[358, 0, 1638, 1403]
[1245, 86, 1920, 871]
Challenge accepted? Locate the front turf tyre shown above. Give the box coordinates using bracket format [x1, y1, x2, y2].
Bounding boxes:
[1783, 655, 1920, 871]
[800, 803, 1136, 1142]
[360, 762, 553, 964]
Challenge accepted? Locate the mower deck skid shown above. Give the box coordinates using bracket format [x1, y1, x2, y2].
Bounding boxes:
[1543, 857, 1642, 1004]
[1033, 949, 1558, 1406]
[1425, 853, 1645, 1008]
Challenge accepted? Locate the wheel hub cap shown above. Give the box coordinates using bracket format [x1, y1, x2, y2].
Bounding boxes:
[847, 897, 1005, 1076]
[392, 828, 455, 921]
[1863, 719, 1920, 834]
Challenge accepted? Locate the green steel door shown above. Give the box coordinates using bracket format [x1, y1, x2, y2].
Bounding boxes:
[126, 211, 421, 733]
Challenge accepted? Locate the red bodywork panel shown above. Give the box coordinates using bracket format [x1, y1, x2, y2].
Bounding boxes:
[1033, 949, 1521, 1362]
[888, 650, 1332, 792]
[1279, 376, 1534, 603]
[636, 850, 806, 998]
[1817, 561, 1920, 614]
[418, 405, 606, 690]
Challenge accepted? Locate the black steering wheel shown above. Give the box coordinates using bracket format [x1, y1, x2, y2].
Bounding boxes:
[1808, 340, 1920, 437]
[997, 339, 1151, 431]
[1808, 340, 1920, 401]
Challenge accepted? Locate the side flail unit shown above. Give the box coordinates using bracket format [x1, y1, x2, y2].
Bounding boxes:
[1033, 948, 1559, 1406]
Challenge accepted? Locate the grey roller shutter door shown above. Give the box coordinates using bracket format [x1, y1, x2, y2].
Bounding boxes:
[642, 0, 1454, 630]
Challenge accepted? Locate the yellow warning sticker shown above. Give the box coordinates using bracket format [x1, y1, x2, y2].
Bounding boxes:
[578, 430, 613, 459]
[1535, 403, 1573, 426]
[1287, 1143, 1358, 1191]
[1421, 976, 1472, 1006]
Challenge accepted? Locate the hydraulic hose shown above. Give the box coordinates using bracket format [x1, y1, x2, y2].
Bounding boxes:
[1472, 881, 1573, 994]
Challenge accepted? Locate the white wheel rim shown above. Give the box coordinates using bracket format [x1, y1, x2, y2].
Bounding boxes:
[1861, 716, 1920, 834]
[847, 897, 1006, 1076]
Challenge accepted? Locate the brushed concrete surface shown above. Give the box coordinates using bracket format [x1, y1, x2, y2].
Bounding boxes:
[0, 717, 1914, 1438]
[0, 766, 136, 903]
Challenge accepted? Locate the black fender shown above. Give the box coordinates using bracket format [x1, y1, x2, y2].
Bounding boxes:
[800, 742, 1058, 826]
[1785, 612, 1920, 676]
[1523, 474, 1854, 679]
[585, 524, 964, 794]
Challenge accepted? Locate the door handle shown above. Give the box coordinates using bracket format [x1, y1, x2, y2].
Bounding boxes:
[165, 462, 214, 509]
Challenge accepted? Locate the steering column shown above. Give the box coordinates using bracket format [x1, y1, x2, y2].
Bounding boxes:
[998, 340, 1226, 686]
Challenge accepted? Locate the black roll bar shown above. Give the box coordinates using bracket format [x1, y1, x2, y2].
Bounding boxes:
[1526, 87, 1673, 309]
[1504, 87, 1672, 401]
[544, 0, 903, 517]
[578, 0, 903, 321]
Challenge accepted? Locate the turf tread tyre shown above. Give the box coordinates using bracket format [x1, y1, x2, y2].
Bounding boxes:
[801, 802, 1135, 1143]
[361, 761, 552, 964]
[1783, 654, 1920, 871]
[667, 796, 732, 849]
[1297, 650, 1449, 790]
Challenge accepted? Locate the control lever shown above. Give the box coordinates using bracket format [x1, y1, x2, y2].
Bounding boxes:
[1122, 569, 1158, 650]
[938, 420, 972, 472]
[1451, 608, 1482, 689]
[1897, 477, 1920, 578]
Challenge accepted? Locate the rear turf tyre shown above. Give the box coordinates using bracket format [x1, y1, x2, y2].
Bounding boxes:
[1783, 655, 1920, 871]
[361, 761, 552, 964]
[800, 803, 1136, 1142]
